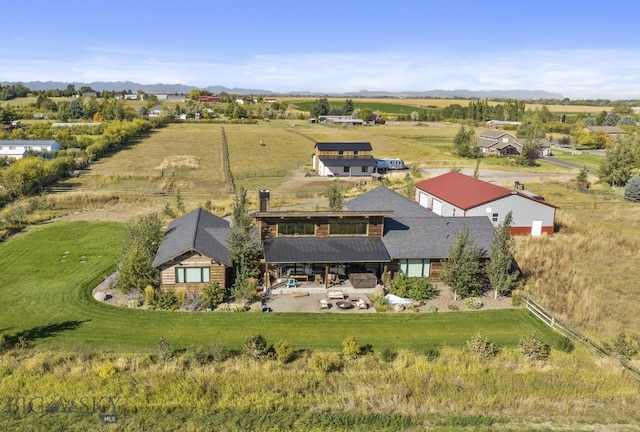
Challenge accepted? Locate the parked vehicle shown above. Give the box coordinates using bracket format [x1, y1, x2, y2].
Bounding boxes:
[377, 158, 405, 171]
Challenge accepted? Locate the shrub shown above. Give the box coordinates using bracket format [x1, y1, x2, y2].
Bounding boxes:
[425, 348, 440, 361]
[464, 297, 483, 310]
[243, 334, 268, 360]
[175, 286, 187, 307]
[519, 332, 551, 361]
[153, 289, 178, 310]
[447, 303, 459, 311]
[466, 333, 499, 359]
[511, 290, 523, 306]
[310, 352, 343, 373]
[202, 282, 226, 310]
[182, 345, 212, 366]
[624, 176, 640, 202]
[388, 274, 436, 300]
[342, 336, 360, 360]
[210, 343, 230, 362]
[143, 285, 156, 306]
[556, 336, 575, 353]
[274, 339, 295, 364]
[96, 363, 118, 379]
[378, 347, 397, 363]
[157, 337, 172, 362]
[602, 332, 638, 360]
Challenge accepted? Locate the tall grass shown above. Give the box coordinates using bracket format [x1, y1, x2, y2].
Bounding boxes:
[0, 345, 637, 430]
[516, 203, 640, 339]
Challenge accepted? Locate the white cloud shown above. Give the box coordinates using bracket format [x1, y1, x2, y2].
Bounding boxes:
[1, 48, 640, 99]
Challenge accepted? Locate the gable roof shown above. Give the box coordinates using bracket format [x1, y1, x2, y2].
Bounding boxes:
[0, 139, 60, 148]
[382, 216, 494, 259]
[152, 208, 231, 267]
[584, 126, 626, 134]
[315, 142, 372, 152]
[345, 186, 437, 218]
[415, 171, 512, 210]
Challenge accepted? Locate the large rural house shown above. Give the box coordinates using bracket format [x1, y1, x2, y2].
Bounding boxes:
[153, 187, 495, 292]
[254, 186, 493, 288]
[415, 171, 557, 236]
[0, 140, 61, 159]
[152, 208, 233, 292]
[476, 130, 551, 157]
[312, 142, 378, 177]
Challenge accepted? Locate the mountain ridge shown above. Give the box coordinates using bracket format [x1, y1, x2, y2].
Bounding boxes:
[2, 80, 564, 100]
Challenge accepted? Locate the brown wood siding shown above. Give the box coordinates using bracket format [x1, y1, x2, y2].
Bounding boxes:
[316, 222, 330, 237]
[317, 150, 372, 156]
[158, 252, 229, 292]
[367, 216, 384, 237]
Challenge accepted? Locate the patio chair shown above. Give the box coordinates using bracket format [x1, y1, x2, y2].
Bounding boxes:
[285, 278, 297, 288]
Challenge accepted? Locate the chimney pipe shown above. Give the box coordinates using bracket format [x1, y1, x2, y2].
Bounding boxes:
[259, 189, 270, 212]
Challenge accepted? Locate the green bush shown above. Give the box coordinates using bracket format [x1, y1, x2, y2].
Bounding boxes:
[274, 339, 295, 364]
[242, 334, 268, 360]
[96, 363, 118, 379]
[603, 332, 638, 360]
[342, 336, 360, 360]
[447, 303, 459, 311]
[310, 352, 343, 373]
[388, 274, 436, 300]
[152, 289, 178, 310]
[210, 342, 230, 362]
[378, 347, 397, 362]
[202, 282, 226, 310]
[464, 297, 483, 309]
[157, 337, 172, 362]
[466, 333, 499, 359]
[556, 336, 575, 353]
[519, 332, 551, 361]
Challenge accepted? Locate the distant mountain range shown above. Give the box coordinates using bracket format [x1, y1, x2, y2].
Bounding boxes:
[2, 80, 564, 100]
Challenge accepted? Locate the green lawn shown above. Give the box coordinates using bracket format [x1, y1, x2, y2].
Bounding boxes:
[0, 221, 559, 354]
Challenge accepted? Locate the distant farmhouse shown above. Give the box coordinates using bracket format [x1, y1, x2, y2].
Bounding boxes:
[476, 130, 551, 157]
[312, 142, 378, 177]
[0, 140, 60, 160]
[196, 95, 221, 103]
[415, 171, 557, 236]
[581, 125, 627, 141]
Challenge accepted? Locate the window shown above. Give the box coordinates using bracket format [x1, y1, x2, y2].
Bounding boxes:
[353, 150, 359, 155]
[399, 259, 431, 277]
[330, 220, 367, 235]
[338, 150, 344, 155]
[278, 222, 315, 236]
[361, 166, 368, 173]
[175, 267, 210, 283]
[492, 213, 499, 223]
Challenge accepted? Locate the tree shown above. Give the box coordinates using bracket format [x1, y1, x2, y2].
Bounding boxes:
[624, 176, 640, 202]
[453, 125, 479, 158]
[599, 135, 639, 186]
[228, 187, 262, 300]
[487, 212, 519, 299]
[388, 273, 435, 300]
[310, 97, 330, 119]
[441, 227, 483, 300]
[327, 180, 344, 211]
[603, 111, 621, 126]
[116, 213, 163, 292]
[576, 166, 590, 190]
[342, 99, 355, 115]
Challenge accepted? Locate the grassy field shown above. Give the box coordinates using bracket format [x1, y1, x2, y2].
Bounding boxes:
[0, 221, 558, 353]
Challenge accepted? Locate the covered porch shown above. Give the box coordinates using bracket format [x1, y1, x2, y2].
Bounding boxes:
[261, 236, 390, 289]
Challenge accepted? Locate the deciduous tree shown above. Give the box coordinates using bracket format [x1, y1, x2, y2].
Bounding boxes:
[441, 227, 483, 300]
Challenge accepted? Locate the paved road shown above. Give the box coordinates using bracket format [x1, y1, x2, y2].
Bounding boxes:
[543, 156, 594, 172]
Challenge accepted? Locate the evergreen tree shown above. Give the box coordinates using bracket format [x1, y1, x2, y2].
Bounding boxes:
[441, 227, 483, 300]
[327, 180, 344, 211]
[487, 212, 519, 299]
[624, 176, 640, 202]
[116, 213, 163, 292]
[343, 99, 355, 115]
[229, 187, 262, 300]
[310, 97, 330, 119]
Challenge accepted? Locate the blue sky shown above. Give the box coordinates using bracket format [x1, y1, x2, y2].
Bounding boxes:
[2, 0, 640, 99]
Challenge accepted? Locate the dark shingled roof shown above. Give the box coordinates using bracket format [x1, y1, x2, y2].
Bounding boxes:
[345, 186, 438, 218]
[318, 155, 377, 166]
[152, 208, 231, 267]
[382, 216, 494, 259]
[315, 142, 373, 152]
[263, 237, 390, 264]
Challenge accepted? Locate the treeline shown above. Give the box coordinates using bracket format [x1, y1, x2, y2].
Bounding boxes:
[0, 119, 161, 208]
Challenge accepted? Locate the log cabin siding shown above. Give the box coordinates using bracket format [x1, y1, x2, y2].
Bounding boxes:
[158, 252, 229, 293]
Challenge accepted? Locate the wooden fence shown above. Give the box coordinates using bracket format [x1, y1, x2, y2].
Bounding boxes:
[523, 295, 640, 381]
